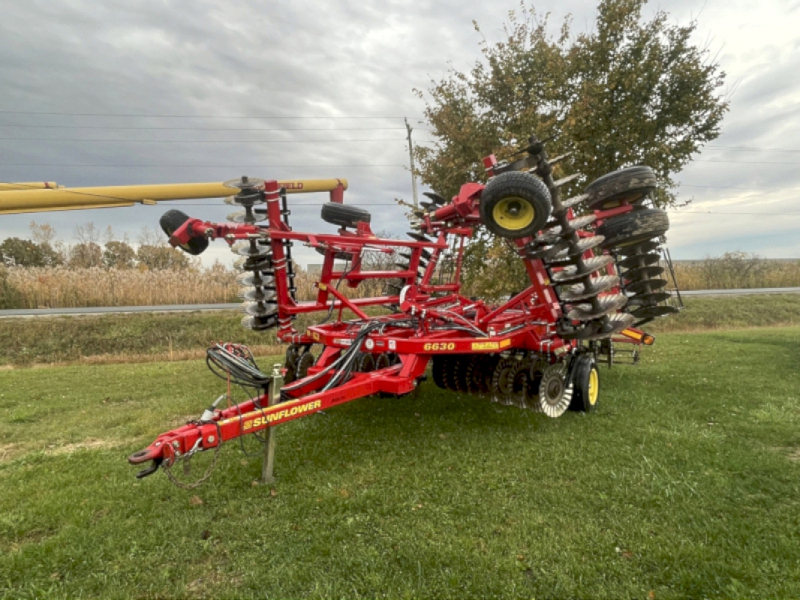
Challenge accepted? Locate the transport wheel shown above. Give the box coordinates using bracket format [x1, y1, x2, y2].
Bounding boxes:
[295, 350, 315, 380]
[320, 202, 372, 229]
[596, 208, 669, 249]
[479, 172, 552, 239]
[284, 345, 300, 384]
[585, 166, 656, 211]
[159, 209, 209, 255]
[537, 363, 574, 418]
[568, 355, 600, 412]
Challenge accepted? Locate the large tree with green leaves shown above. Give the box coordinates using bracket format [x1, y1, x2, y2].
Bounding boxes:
[414, 0, 727, 298]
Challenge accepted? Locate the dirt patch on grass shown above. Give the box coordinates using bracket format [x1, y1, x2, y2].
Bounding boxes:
[772, 447, 800, 462]
[0, 443, 19, 463]
[47, 439, 121, 456]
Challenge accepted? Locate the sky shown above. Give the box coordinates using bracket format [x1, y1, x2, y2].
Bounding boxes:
[0, 0, 798, 268]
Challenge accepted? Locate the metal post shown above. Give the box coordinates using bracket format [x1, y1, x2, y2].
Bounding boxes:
[405, 118, 419, 208]
[261, 363, 283, 484]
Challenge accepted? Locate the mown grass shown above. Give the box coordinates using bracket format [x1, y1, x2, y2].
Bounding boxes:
[1, 293, 799, 367]
[1, 328, 799, 598]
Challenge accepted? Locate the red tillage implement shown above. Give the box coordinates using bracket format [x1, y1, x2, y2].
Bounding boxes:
[128, 135, 680, 484]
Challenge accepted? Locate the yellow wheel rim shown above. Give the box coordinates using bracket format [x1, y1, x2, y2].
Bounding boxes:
[588, 368, 599, 405]
[492, 196, 535, 231]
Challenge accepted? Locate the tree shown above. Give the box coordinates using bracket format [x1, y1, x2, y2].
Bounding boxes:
[136, 244, 191, 271]
[68, 242, 104, 268]
[103, 240, 137, 269]
[414, 0, 728, 298]
[0, 237, 62, 267]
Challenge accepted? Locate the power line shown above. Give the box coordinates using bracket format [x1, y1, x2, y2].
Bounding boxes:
[0, 137, 409, 143]
[0, 125, 408, 131]
[692, 159, 799, 165]
[0, 110, 421, 119]
[0, 163, 406, 168]
[706, 145, 800, 153]
[678, 184, 800, 191]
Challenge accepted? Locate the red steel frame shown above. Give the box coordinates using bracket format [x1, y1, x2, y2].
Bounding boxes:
[128, 163, 651, 476]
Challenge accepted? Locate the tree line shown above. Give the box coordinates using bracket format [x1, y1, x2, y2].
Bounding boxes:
[0, 221, 194, 271]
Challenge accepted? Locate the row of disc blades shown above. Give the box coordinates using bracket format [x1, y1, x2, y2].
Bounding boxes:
[224, 179, 279, 331]
[614, 240, 679, 326]
[527, 187, 635, 342]
[431, 353, 575, 418]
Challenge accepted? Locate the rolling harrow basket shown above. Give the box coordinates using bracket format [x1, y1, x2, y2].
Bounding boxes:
[128, 134, 680, 485]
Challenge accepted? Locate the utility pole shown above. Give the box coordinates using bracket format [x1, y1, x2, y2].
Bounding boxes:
[405, 117, 419, 208]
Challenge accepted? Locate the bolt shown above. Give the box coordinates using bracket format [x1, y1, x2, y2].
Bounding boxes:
[207, 436, 215, 444]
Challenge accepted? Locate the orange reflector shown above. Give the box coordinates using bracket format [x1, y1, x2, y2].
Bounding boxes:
[620, 328, 643, 341]
[642, 334, 655, 346]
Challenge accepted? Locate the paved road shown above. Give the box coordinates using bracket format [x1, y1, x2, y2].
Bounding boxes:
[1, 287, 799, 318]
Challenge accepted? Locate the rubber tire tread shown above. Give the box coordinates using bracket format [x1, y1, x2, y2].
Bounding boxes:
[321, 202, 371, 228]
[569, 355, 599, 412]
[585, 166, 656, 211]
[596, 208, 669, 248]
[160, 209, 209, 256]
[479, 172, 552, 239]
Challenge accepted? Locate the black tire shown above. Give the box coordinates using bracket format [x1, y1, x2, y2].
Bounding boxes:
[296, 350, 315, 380]
[585, 166, 656, 211]
[320, 202, 371, 229]
[479, 172, 552, 239]
[596, 208, 669, 249]
[569, 355, 600, 412]
[159, 210, 209, 256]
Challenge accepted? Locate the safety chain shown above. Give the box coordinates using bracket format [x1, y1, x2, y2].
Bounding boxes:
[162, 422, 222, 490]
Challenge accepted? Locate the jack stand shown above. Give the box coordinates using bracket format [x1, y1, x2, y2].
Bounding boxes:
[261, 363, 283, 485]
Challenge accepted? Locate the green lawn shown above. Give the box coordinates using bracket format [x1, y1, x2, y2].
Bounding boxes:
[1, 328, 799, 598]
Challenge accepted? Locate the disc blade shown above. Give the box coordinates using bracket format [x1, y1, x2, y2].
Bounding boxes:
[631, 305, 680, 320]
[583, 313, 637, 341]
[566, 294, 628, 321]
[559, 275, 620, 302]
[423, 191, 447, 205]
[224, 177, 266, 190]
[616, 252, 660, 270]
[551, 255, 614, 284]
[615, 240, 660, 256]
[227, 211, 267, 224]
[237, 272, 275, 287]
[561, 193, 590, 210]
[625, 278, 668, 294]
[626, 291, 671, 306]
[622, 265, 664, 281]
[551, 235, 605, 260]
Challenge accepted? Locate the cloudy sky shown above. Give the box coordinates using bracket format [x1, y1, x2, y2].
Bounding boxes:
[1, 0, 798, 267]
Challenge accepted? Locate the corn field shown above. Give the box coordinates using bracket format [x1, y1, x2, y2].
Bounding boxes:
[0, 266, 238, 308]
[671, 253, 800, 291]
[2, 252, 798, 309]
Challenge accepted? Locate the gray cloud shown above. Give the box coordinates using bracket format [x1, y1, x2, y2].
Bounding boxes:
[1, 0, 798, 264]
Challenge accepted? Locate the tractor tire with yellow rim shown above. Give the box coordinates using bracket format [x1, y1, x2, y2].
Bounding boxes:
[569, 354, 600, 412]
[479, 172, 552, 239]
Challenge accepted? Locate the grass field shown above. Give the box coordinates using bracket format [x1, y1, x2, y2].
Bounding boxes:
[1, 327, 799, 598]
[1, 293, 799, 367]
